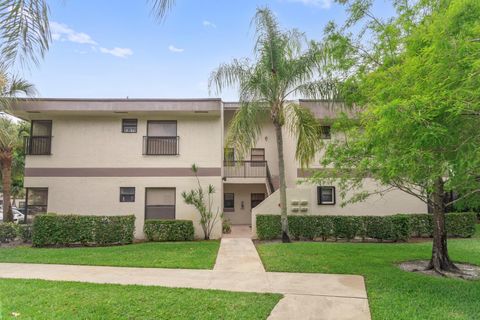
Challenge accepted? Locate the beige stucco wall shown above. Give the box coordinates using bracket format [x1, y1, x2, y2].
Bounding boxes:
[23, 112, 223, 239]
[26, 114, 222, 168]
[223, 183, 268, 225]
[251, 179, 428, 237]
[26, 176, 223, 239]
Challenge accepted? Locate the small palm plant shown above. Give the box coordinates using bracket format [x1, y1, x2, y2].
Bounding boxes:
[0, 66, 35, 222]
[209, 7, 337, 242]
[182, 164, 221, 240]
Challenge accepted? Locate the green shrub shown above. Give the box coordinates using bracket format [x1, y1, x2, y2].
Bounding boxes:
[18, 224, 33, 243]
[446, 212, 477, 237]
[144, 220, 194, 241]
[32, 214, 135, 247]
[256, 215, 281, 240]
[255, 212, 475, 241]
[409, 214, 433, 237]
[332, 216, 362, 241]
[0, 223, 18, 243]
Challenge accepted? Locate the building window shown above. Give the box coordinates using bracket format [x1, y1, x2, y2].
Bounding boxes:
[25, 188, 48, 223]
[251, 148, 265, 167]
[224, 193, 235, 212]
[122, 119, 137, 133]
[144, 121, 179, 155]
[145, 188, 175, 220]
[120, 187, 135, 202]
[320, 126, 331, 139]
[251, 193, 265, 209]
[317, 186, 335, 205]
[26, 120, 52, 155]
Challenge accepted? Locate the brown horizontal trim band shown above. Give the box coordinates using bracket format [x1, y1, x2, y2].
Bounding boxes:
[16, 98, 222, 102]
[25, 167, 221, 177]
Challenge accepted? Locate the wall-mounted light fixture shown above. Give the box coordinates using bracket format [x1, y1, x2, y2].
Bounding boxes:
[241, 201, 245, 210]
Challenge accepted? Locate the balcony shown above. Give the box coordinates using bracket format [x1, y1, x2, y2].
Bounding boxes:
[143, 136, 179, 155]
[223, 160, 268, 178]
[24, 136, 52, 155]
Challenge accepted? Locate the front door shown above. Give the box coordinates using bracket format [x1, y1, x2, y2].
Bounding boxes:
[251, 193, 266, 209]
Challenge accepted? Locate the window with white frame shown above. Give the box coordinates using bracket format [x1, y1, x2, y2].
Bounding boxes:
[317, 186, 335, 205]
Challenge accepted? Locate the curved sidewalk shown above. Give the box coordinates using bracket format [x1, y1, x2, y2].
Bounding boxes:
[0, 237, 371, 319]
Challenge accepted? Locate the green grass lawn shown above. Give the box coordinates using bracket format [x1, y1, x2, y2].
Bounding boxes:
[0, 279, 281, 320]
[257, 224, 480, 320]
[0, 241, 220, 269]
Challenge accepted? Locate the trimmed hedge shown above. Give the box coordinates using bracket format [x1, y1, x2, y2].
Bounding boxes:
[32, 214, 135, 247]
[0, 223, 18, 243]
[144, 220, 194, 241]
[256, 212, 476, 241]
[18, 224, 33, 242]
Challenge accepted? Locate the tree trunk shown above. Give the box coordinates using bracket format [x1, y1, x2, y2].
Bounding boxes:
[273, 122, 290, 243]
[428, 177, 458, 273]
[0, 152, 13, 222]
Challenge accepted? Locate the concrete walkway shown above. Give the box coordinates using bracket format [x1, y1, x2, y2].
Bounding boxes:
[0, 234, 371, 319]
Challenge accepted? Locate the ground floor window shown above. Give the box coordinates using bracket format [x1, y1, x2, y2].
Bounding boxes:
[224, 193, 235, 212]
[145, 188, 175, 220]
[120, 187, 135, 202]
[251, 193, 265, 209]
[317, 186, 335, 205]
[25, 188, 48, 223]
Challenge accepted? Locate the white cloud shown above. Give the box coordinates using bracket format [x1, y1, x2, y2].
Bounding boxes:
[202, 20, 217, 28]
[99, 47, 133, 58]
[168, 45, 184, 53]
[50, 22, 97, 45]
[50, 21, 133, 58]
[287, 0, 332, 9]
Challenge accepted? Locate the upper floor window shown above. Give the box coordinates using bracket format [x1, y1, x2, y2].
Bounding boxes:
[120, 187, 135, 202]
[251, 148, 265, 167]
[122, 119, 137, 133]
[317, 186, 335, 205]
[144, 121, 179, 155]
[25, 120, 52, 155]
[320, 126, 331, 139]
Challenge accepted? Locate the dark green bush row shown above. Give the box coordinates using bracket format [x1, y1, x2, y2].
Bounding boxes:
[144, 220, 194, 241]
[0, 223, 19, 243]
[32, 214, 135, 247]
[256, 212, 477, 241]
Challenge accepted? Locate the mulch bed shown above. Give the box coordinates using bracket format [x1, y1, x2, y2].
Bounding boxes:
[399, 260, 480, 280]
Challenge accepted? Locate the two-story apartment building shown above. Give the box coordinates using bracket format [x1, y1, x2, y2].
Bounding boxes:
[11, 98, 427, 239]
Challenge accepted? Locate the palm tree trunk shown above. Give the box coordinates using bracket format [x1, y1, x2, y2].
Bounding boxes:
[273, 122, 290, 243]
[0, 152, 13, 222]
[428, 177, 458, 273]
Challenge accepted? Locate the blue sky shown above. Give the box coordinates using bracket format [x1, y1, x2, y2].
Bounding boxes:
[24, 0, 394, 100]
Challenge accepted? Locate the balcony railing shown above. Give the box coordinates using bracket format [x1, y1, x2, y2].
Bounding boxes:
[143, 136, 179, 155]
[24, 136, 52, 155]
[223, 160, 267, 178]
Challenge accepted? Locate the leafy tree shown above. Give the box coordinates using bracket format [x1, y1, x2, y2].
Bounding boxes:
[209, 8, 337, 242]
[313, 0, 480, 273]
[182, 164, 222, 240]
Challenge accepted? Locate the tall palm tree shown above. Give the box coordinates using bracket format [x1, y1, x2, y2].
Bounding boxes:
[209, 8, 337, 242]
[0, 67, 35, 222]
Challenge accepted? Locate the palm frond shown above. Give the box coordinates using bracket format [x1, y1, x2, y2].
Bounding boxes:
[225, 102, 269, 160]
[208, 58, 252, 95]
[148, 0, 176, 21]
[285, 103, 323, 168]
[0, 0, 50, 67]
[0, 65, 35, 112]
